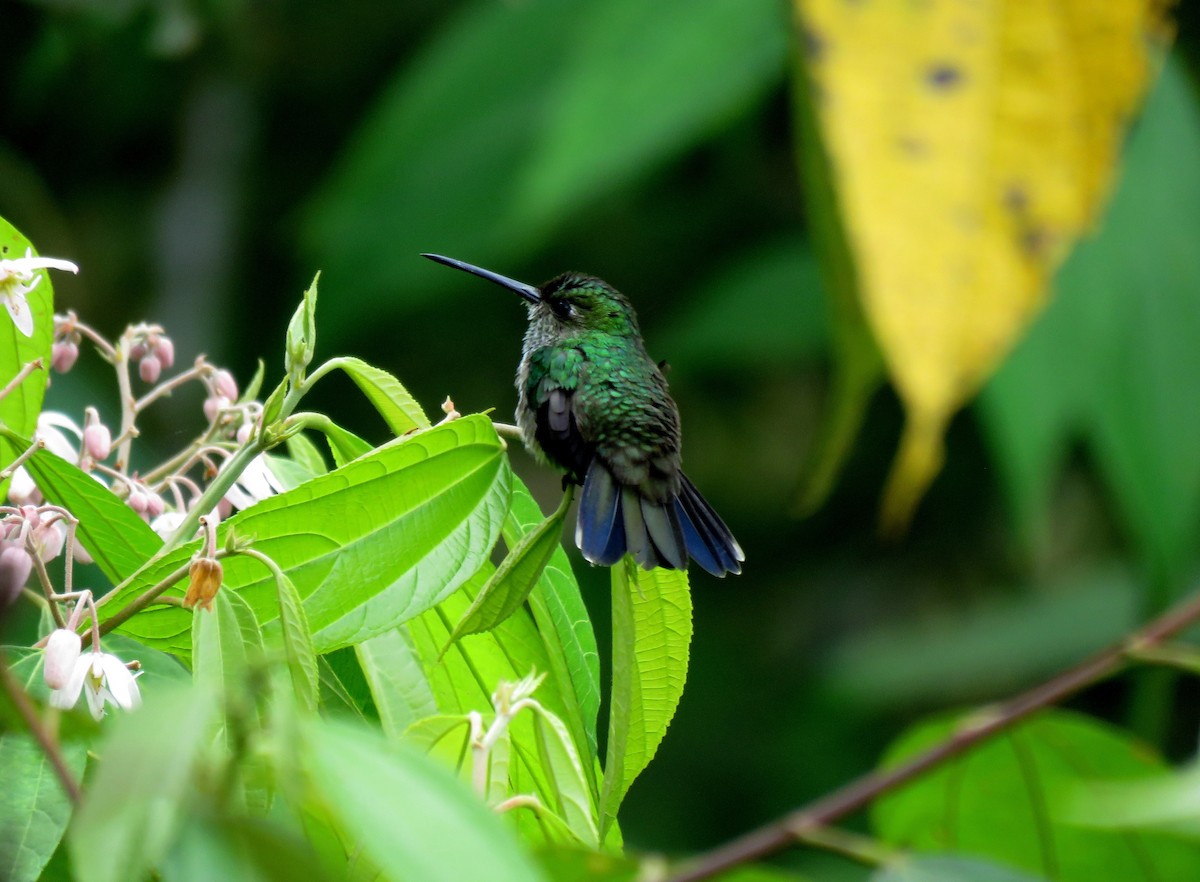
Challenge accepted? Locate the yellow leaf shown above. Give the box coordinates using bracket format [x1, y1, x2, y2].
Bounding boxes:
[795, 0, 1173, 530]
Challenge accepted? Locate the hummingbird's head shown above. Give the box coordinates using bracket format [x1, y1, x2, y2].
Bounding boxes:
[421, 254, 640, 338]
[534, 273, 639, 336]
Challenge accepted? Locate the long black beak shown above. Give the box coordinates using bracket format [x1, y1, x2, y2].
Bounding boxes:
[421, 253, 541, 304]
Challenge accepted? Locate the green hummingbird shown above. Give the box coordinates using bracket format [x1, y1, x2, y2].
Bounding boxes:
[423, 253, 743, 577]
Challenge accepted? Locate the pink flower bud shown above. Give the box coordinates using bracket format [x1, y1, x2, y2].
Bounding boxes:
[154, 336, 175, 369]
[52, 340, 79, 373]
[213, 369, 238, 403]
[34, 521, 65, 562]
[203, 395, 229, 423]
[236, 421, 252, 445]
[0, 545, 33, 605]
[43, 628, 82, 690]
[83, 422, 112, 461]
[127, 489, 148, 514]
[139, 354, 162, 384]
[146, 492, 165, 518]
[128, 341, 147, 360]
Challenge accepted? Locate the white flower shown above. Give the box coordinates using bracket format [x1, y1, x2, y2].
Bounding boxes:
[222, 455, 285, 511]
[0, 249, 79, 337]
[49, 649, 142, 720]
[43, 628, 82, 690]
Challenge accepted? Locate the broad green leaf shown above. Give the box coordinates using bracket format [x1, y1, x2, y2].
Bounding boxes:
[599, 560, 692, 840]
[69, 683, 219, 882]
[445, 485, 572, 646]
[508, 477, 601, 762]
[534, 846, 639, 882]
[96, 415, 509, 656]
[0, 733, 85, 882]
[0, 218, 56, 462]
[3, 435, 162, 586]
[797, 0, 1171, 528]
[303, 717, 549, 882]
[873, 710, 1200, 881]
[356, 627, 438, 740]
[326, 356, 430, 435]
[871, 856, 1049, 882]
[981, 55, 1200, 589]
[302, 0, 787, 334]
[1062, 761, 1200, 839]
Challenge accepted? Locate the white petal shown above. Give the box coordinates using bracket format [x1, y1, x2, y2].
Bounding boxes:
[82, 681, 106, 720]
[4, 289, 33, 338]
[43, 629, 82, 690]
[48, 653, 92, 711]
[7, 467, 40, 506]
[98, 653, 141, 710]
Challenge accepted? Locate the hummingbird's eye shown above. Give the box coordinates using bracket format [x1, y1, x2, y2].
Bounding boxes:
[549, 298, 577, 320]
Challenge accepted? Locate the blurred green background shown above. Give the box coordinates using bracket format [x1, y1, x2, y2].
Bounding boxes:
[5, 1, 1200, 876]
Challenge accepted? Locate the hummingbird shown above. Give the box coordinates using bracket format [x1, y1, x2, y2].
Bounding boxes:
[422, 253, 743, 577]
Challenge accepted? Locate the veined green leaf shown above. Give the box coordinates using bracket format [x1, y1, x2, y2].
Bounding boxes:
[1, 435, 162, 587]
[303, 717, 549, 882]
[96, 415, 509, 657]
[326, 356, 430, 436]
[444, 485, 572, 647]
[272, 564, 319, 714]
[873, 709, 1200, 881]
[528, 702, 599, 847]
[599, 560, 692, 841]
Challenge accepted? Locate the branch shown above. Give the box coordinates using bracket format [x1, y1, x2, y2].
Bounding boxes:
[666, 586, 1200, 882]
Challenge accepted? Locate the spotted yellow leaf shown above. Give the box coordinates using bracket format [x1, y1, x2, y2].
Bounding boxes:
[795, 0, 1172, 529]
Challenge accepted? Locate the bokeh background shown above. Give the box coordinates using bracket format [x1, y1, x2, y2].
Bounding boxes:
[5, 2, 1200, 877]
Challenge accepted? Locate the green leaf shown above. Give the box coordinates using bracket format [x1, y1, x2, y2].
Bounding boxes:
[0, 218, 56, 463]
[408, 571, 603, 843]
[302, 0, 787, 334]
[356, 627, 438, 740]
[68, 683, 219, 882]
[2, 435, 162, 586]
[527, 701, 599, 846]
[317, 419, 373, 468]
[272, 563, 319, 714]
[533, 847, 639, 882]
[0, 733, 86, 882]
[981, 55, 1200, 586]
[191, 588, 263, 696]
[509, 0, 788, 231]
[97, 415, 510, 656]
[512, 478, 600, 761]
[285, 431, 328, 477]
[599, 560, 692, 840]
[871, 856, 1049, 882]
[303, 717, 550, 882]
[872, 709, 1200, 882]
[327, 356, 430, 435]
[161, 816, 337, 882]
[445, 485, 573, 646]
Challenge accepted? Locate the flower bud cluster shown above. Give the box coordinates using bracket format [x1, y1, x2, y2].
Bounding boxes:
[127, 325, 175, 384]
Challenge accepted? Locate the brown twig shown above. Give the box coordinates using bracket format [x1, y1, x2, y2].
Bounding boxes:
[665, 587, 1200, 882]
